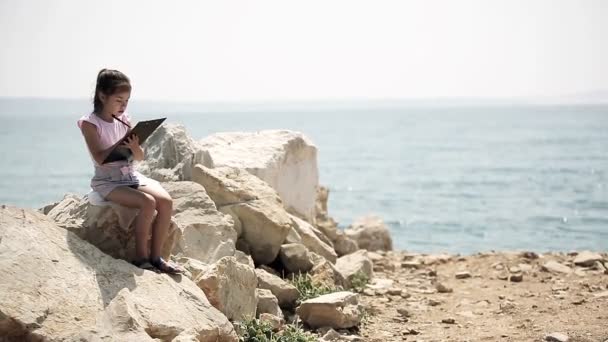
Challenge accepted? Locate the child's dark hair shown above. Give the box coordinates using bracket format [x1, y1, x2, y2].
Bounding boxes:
[93, 69, 131, 114]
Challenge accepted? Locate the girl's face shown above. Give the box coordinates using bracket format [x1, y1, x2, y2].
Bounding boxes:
[100, 91, 130, 115]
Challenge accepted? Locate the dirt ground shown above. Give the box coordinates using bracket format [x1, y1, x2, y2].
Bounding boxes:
[357, 250, 608, 342]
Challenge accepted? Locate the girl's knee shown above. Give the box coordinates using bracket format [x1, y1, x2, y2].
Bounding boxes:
[156, 195, 173, 212]
[140, 193, 156, 212]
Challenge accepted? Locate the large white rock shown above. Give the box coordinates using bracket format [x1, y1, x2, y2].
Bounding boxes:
[195, 256, 258, 321]
[137, 123, 213, 181]
[345, 215, 393, 252]
[165, 181, 238, 265]
[296, 291, 361, 329]
[199, 130, 319, 222]
[192, 165, 291, 265]
[0, 205, 237, 341]
[46, 194, 178, 262]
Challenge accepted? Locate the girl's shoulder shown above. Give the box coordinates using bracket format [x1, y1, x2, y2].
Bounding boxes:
[77, 112, 99, 130]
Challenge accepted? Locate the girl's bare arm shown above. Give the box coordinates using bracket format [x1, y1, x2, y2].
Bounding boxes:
[80, 122, 114, 165]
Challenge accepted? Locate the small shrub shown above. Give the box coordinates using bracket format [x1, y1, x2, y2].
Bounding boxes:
[289, 272, 341, 302]
[349, 271, 369, 293]
[275, 323, 317, 342]
[235, 318, 274, 342]
[235, 317, 316, 342]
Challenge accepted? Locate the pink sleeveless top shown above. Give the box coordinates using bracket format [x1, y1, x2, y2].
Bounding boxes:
[77, 112, 132, 167]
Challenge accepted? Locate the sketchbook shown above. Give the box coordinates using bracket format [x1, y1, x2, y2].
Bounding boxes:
[102, 118, 166, 164]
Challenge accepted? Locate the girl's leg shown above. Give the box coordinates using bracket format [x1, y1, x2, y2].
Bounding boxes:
[137, 182, 173, 260]
[105, 186, 157, 260]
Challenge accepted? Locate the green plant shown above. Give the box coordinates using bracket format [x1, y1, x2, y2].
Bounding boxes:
[275, 323, 317, 342]
[235, 317, 275, 342]
[235, 317, 317, 342]
[289, 272, 341, 302]
[349, 271, 369, 293]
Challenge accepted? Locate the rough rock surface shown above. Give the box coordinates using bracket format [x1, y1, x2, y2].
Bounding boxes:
[0, 206, 237, 341]
[199, 130, 319, 222]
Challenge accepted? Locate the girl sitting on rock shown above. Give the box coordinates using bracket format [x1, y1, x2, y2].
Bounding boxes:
[77, 68, 183, 274]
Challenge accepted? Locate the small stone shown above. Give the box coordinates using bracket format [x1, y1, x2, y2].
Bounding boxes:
[402, 328, 419, 335]
[509, 274, 523, 282]
[498, 295, 505, 300]
[428, 299, 441, 306]
[363, 288, 375, 296]
[542, 261, 572, 274]
[441, 318, 456, 324]
[401, 261, 421, 269]
[497, 274, 508, 280]
[545, 332, 569, 342]
[397, 308, 411, 317]
[400, 291, 411, 299]
[572, 298, 585, 305]
[509, 266, 521, 273]
[520, 251, 539, 259]
[435, 282, 453, 293]
[388, 288, 403, 296]
[455, 271, 471, 279]
[573, 251, 603, 267]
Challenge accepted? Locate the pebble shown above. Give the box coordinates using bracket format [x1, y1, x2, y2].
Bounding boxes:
[441, 318, 456, 324]
[388, 288, 403, 296]
[435, 282, 453, 293]
[397, 308, 411, 318]
[455, 271, 472, 279]
[509, 274, 523, 282]
[545, 332, 569, 342]
[402, 261, 422, 269]
[542, 261, 572, 274]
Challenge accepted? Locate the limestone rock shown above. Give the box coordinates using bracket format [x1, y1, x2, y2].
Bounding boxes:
[47, 194, 177, 262]
[280, 243, 315, 273]
[192, 165, 291, 265]
[333, 231, 359, 257]
[573, 251, 604, 267]
[296, 291, 361, 329]
[256, 289, 283, 318]
[289, 214, 337, 263]
[0, 206, 237, 341]
[255, 269, 300, 309]
[165, 181, 237, 265]
[199, 130, 319, 222]
[335, 250, 374, 287]
[345, 215, 392, 251]
[259, 313, 283, 332]
[542, 261, 572, 274]
[195, 256, 258, 321]
[136, 123, 213, 181]
[310, 259, 348, 289]
[545, 332, 569, 342]
[315, 186, 339, 241]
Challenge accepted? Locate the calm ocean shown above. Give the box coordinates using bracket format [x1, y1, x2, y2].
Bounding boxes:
[1, 98, 606, 254]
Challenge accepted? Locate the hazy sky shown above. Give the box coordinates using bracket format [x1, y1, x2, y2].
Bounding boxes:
[0, 0, 606, 102]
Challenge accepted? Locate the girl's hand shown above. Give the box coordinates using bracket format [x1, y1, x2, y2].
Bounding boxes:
[123, 134, 140, 150]
[123, 134, 144, 161]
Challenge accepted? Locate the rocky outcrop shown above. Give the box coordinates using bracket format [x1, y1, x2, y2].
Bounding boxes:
[195, 256, 258, 321]
[192, 165, 291, 265]
[0, 206, 237, 341]
[296, 292, 361, 329]
[345, 215, 393, 252]
[199, 130, 319, 222]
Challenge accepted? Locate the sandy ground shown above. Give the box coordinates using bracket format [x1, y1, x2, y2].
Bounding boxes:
[357, 250, 608, 342]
